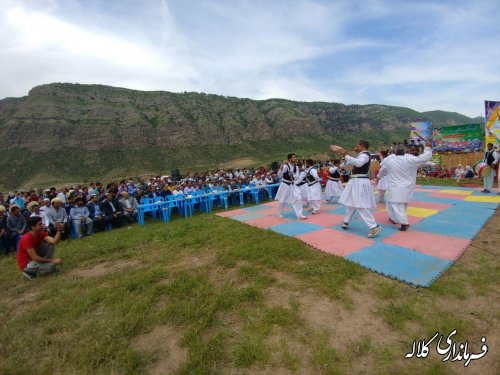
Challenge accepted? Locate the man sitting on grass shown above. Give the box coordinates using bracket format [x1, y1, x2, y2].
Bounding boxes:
[17, 216, 63, 280]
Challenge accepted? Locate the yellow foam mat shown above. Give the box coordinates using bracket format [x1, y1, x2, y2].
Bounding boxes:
[406, 207, 439, 218]
[439, 189, 473, 196]
[464, 196, 500, 203]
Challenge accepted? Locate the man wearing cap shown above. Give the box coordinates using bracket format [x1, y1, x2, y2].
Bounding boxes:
[39, 198, 51, 228]
[17, 216, 63, 280]
[46, 198, 71, 240]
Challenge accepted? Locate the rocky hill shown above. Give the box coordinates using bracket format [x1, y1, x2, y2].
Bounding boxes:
[0, 83, 477, 189]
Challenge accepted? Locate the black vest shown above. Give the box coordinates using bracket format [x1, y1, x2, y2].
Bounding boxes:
[306, 168, 319, 185]
[351, 151, 371, 175]
[329, 168, 341, 180]
[484, 150, 495, 166]
[283, 164, 298, 182]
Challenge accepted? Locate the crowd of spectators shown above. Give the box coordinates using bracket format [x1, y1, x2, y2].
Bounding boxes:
[0, 167, 284, 254]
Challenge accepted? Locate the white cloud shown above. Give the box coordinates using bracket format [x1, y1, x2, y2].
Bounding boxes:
[0, 0, 498, 118]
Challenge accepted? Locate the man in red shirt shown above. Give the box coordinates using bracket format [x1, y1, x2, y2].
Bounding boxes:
[17, 216, 63, 280]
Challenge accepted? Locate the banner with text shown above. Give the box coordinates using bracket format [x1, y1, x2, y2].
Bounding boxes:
[485, 100, 500, 147]
[410, 121, 431, 144]
[432, 124, 483, 152]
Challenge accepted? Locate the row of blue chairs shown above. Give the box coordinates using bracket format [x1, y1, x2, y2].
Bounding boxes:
[136, 184, 280, 226]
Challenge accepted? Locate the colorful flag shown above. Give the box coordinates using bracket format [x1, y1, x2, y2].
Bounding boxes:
[485, 100, 500, 147]
[410, 121, 431, 144]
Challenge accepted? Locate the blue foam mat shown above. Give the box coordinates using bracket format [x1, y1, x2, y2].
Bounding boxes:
[410, 219, 483, 239]
[231, 212, 266, 222]
[346, 243, 453, 287]
[269, 221, 325, 236]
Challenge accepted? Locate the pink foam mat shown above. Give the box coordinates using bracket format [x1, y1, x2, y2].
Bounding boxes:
[244, 215, 291, 229]
[216, 209, 248, 217]
[252, 207, 281, 216]
[382, 230, 471, 260]
[296, 228, 374, 257]
[302, 213, 346, 227]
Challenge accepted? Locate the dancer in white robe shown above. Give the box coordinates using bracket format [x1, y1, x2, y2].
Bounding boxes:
[295, 165, 309, 208]
[275, 153, 306, 219]
[335, 140, 381, 238]
[378, 144, 432, 231]
[481, 143, 499, 193]
[376, 151, 389, 203]
[324, 159, 344, 203]
[305, 159, 322, 214]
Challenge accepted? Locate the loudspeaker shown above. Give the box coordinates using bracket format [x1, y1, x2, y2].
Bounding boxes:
[271, 161, 280, 170]
[171, 169, 181, 181]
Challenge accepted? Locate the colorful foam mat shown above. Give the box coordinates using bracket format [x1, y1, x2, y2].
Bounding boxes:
[216, 186, 498, 287]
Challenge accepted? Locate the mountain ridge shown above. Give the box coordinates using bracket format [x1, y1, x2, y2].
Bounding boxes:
[0, 83, 478, 189]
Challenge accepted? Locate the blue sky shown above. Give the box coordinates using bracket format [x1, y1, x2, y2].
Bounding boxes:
[1, 0, 499, 117]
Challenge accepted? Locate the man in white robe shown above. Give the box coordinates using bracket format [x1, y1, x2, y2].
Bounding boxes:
[335, 140, 381, 238]
[305, 159, 322, 214]
[378, 143, 432, 231]
[324, 159, 344, 203]
[481, 143, 499, 193]
[275, 153, 306, 219]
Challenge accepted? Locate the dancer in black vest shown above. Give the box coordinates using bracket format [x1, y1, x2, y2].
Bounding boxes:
[333, 140, 381, 238]
[304, 159, 322, 214]
[325, 159, 344, 203]
[275, 153, 306, 219]
[482, 143, 499, 193]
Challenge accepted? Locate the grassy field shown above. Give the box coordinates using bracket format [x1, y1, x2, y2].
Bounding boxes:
[0, 202, 498, 374]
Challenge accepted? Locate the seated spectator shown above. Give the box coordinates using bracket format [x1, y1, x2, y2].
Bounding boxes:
[7, 205, 27, 250]
[135, 189, 144, 205]
[455, 164, 465, 182]
[39, 198, 51, 229]
[46, 198, 72, 240]
[70, 198, 93, 238]
[118, 192, 138, 223]
[86, 195, 108, 232]
[0, 205, 8, 254]
[27, 201, 41, 218]
[158, 185, 173, 199]
[464, 165, 474, 178]
[17, 216, 63, 280]
[101, 193, 125, 228]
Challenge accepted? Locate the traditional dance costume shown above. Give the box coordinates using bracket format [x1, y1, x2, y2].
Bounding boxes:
[305, 166, 322, 213]
[378, 147, 432, 228]
[339, 151, 380, 235]
[275, 163, 305, 219]
[482, 149, 499, 192]
[324, 166, 344, 202]
[295, 169, 309, 207]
